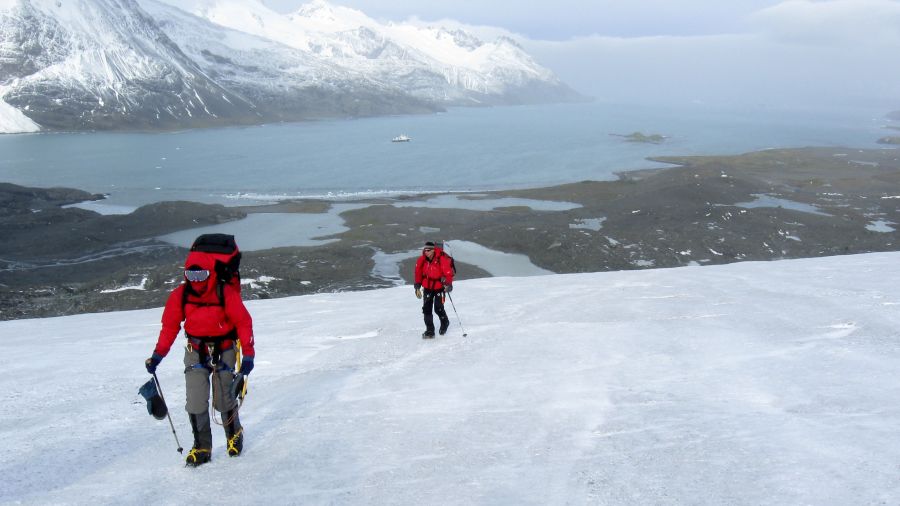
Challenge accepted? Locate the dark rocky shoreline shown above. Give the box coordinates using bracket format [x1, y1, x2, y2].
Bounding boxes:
[3, 146, 899, 320]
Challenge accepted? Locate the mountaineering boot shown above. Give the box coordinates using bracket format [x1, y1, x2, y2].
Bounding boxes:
[227, 427, 244, 457]
[187, 412, 213, 467]
[224, 409, 244, 457]
[438, 318, 450, 336]
[185, 447, 211, 467]
[422, 330, 435, 339]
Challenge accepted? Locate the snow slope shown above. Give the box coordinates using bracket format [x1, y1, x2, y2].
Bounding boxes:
[1, 252, 899, 504]
[0, 95, 39, 133]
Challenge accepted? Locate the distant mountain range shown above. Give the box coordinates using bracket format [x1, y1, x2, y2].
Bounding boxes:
[0, 0, 584, 133]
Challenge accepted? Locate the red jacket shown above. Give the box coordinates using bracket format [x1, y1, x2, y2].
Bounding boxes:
[153, 284, 254, 358]
[414, 246, 454, 291]
[153, 250, 254, 358]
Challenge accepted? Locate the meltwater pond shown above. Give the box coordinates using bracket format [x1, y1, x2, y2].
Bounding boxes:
[372, 240, 554, 284]
[392, 194, 581, 211]
[0, 102, 890, 208]
[156, 195, 582, 251]
[157, 204, 369, 250]
[735, 194, 832, 216]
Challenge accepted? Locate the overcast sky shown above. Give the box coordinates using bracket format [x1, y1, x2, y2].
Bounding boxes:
[259, 0, 900, 110]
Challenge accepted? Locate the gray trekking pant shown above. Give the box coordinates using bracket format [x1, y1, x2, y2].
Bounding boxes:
[183, 345, 241, 449]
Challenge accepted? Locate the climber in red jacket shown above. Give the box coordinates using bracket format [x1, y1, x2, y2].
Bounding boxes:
[144, 236, 255, 467]
[413, 241, 454, 338]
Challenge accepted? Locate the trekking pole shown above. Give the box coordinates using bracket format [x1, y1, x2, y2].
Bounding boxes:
[446, 291, 468, 337]
[152, 373, 184, 453]
[441, 240, 467, 337]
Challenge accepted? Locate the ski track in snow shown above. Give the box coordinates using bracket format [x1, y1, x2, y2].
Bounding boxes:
[1, 252, 900, 504]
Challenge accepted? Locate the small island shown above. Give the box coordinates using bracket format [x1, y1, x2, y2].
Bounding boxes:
[877, 136, 900, 145]
[611, 131, 666, 144]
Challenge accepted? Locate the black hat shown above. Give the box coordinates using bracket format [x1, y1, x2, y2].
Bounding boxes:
[139, 378, 168, 420]
[424, 241, 435, 247]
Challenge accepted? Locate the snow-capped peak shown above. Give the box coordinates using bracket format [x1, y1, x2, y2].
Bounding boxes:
[0, 0, 580, 133]
[153, 0, 318, 49]
[435, 27, 484, 51]
[159, 0, 565, 91]
[288, 0, 376, 33]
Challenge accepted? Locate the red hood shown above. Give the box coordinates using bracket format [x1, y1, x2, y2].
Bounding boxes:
[184, 251, 216, 294]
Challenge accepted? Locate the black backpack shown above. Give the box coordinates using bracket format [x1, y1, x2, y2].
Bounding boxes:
[191, 234, 242, 284]
[436, 242, 457, 274]
[182, 234, 242, 308]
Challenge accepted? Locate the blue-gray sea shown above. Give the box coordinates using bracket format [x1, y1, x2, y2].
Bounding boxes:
[0, 102, 893, 209]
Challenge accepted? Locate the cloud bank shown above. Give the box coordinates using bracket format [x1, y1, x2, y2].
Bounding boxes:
[396, 0, 900, 110]
[529, 0, 900, 109]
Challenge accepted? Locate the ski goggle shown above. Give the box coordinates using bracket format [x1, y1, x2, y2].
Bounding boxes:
[184, 269, 210, 282]
[423, 247, 434, 252]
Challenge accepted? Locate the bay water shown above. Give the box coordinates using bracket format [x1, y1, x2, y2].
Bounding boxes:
[0, 101, 892, 210]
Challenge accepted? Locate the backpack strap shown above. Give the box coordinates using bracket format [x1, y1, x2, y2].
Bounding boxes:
[181, 283, 189, 313]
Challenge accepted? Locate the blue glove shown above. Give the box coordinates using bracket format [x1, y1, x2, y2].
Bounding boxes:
[145, 353, 163, 374]
[240, 356, 254, 376]
[444, 284, 453, 293]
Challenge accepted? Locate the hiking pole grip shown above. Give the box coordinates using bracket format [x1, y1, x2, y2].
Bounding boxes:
[153, 373, 183, 453]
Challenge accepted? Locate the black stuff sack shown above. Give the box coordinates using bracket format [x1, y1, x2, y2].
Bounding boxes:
[139, 378, 168, 420]
[229, 374, 246, 402]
